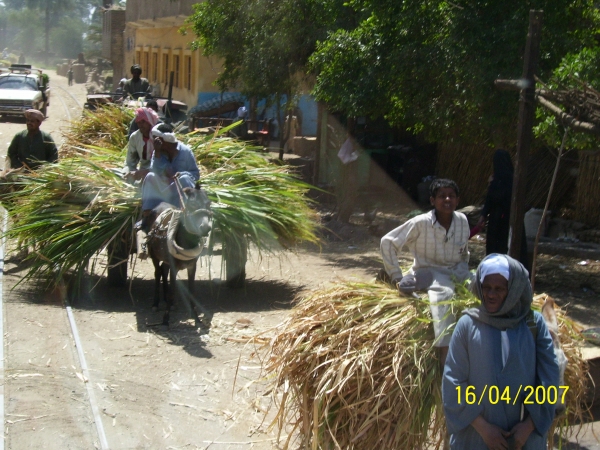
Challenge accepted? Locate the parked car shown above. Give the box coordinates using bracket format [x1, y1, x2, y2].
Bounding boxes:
[0, 64, 50, 117]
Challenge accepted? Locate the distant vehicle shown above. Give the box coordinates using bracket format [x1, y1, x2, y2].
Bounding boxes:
[0, 64, 50, 117]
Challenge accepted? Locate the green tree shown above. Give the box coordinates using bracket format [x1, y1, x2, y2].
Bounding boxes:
[187, 0, 353, 154]
[310, 0, 599, 144]
[50, 16, 86, 58]
[534, 46, 600, 149]
[1, 0, 94, 62]
[26, 0, 75, 62]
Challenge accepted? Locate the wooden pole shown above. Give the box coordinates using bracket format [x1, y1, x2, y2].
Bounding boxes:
[530, 127, 569, 291]
[509, 10, 543, 260]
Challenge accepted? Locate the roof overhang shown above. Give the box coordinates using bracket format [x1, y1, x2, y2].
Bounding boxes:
[127, 15, 187, 29]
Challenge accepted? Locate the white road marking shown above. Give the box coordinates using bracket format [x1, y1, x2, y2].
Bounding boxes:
[65, 305, 110, 449]
[0, 208, 7, 450]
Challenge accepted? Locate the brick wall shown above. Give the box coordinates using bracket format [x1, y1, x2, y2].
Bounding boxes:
[102, 9, 126, 81]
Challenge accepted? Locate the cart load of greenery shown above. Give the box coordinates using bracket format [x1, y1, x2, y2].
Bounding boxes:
[264, 280, 589, 450]
[0, 105, 319, 286]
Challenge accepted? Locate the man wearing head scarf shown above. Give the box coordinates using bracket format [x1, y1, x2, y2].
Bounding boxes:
[122, 64, 151, 100]
[7, 109, 57, 170]
[128, 99, 161, 138]
[442, 254, 559, 450]
[137, 123, 199, 230]
[125, 107, 160, 182]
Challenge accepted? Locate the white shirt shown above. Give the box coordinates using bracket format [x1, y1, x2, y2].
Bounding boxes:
[126, 129, 153, 171]
[380, 209, 470, 281]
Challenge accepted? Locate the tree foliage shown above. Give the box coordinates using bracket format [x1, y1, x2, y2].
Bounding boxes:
[187, 0, 352, 101]
[310, 0, 599, 143]
[534, 46, 600, 150]
[0, 0, 96, 59]
[185, 0, 599, 145]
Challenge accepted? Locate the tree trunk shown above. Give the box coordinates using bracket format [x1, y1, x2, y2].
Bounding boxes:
[508, 10, 543, 260]
[276, 94, 283, 160]
[279, 91, 293, 160]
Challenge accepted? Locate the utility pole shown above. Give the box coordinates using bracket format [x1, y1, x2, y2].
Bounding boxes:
[508, 10, 543, 260]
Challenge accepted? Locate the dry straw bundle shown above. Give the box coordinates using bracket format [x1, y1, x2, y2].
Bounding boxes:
[265, 281, 589, 450]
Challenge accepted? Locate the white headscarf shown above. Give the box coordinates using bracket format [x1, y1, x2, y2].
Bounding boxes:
[151, 124, 177, 143]
[480, 254, 510, 281]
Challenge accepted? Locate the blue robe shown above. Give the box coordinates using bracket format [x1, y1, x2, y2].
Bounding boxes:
[141, 142, 200, 210]
[442, 312, 559, 449]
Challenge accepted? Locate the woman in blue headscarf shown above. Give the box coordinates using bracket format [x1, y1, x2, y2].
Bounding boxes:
[442, 254, 559, 450]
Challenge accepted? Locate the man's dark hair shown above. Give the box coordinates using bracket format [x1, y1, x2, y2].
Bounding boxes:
[156, 123, 174, 134]
[146, 99, 159, 111]
[430, 178, 460, 197]
[131, 64, 142, 73]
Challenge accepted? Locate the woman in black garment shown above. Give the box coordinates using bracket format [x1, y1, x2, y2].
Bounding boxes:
[476, 149, 529, 270]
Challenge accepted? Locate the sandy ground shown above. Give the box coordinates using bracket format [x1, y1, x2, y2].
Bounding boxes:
[0, 73, 599, 449]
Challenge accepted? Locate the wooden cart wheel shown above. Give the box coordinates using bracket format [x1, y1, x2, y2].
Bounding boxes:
[107, 230, 131, 287]
[223, 234, 247, 289]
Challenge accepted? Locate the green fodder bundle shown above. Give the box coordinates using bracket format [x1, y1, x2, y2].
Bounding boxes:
[61, 104, 133, 158]
[265, 281, 589, 450]
[0, 131, 319, 285]
[190, 136, 320, 250]
[1, 158, 138, 285]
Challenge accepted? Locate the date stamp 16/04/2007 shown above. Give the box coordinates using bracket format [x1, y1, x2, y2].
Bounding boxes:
[456, 385, 569, 406]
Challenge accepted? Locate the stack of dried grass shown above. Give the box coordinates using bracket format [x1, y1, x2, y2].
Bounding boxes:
[265, 281, 589, 450]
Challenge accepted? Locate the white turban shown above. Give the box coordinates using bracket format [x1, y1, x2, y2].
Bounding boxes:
[151, 124, 177, 143]
[480, 253, 510, 281]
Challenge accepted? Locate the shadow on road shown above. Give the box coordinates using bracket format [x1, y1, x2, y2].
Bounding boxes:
[4, 265, 303, 358]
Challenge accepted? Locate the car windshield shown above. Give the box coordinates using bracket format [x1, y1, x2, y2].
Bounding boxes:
[0, 76, 38, 91]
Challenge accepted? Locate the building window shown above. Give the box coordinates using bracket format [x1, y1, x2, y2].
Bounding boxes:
[152, 53, 158, 82]
[185, 55, 192, 90]
[173, 55, 180, 88]
[163, 54, 169, 84]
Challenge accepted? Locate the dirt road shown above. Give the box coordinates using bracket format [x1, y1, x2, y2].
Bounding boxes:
[0, 73, 599, 449]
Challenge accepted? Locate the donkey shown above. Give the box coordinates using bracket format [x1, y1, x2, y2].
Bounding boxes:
[145, 184, 213, 327]
[540, 296, 568, 414]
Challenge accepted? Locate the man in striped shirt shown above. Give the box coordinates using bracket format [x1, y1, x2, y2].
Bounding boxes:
[381, 178, 471, 365]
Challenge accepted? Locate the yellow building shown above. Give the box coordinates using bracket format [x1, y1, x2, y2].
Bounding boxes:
[120, 0, 221, 107]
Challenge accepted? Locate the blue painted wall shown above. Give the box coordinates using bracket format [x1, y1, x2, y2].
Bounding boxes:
[196, 92, 318, 136]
